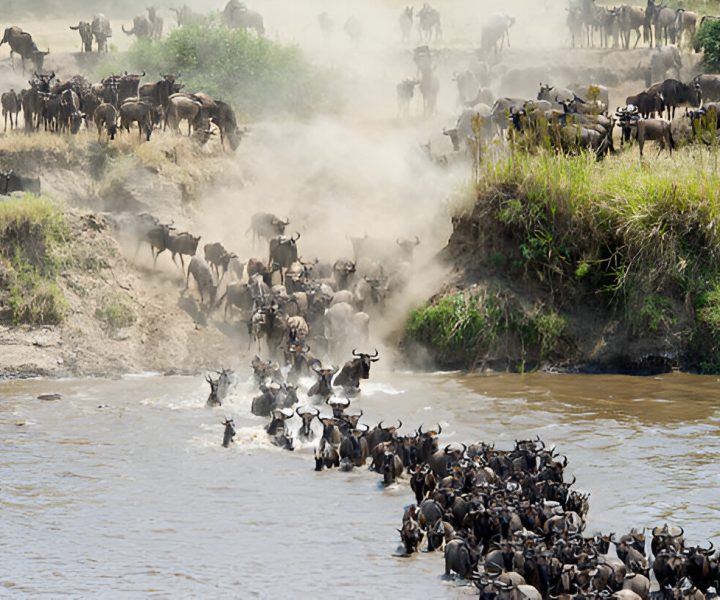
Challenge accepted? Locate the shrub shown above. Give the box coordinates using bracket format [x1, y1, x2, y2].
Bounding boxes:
[696, 18, 720, 71]
[95, 292, 136, 335]
[0, 196, 69, 325]
[99, 20, 332, 118]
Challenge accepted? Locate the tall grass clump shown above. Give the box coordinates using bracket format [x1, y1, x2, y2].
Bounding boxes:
[0, 195, 69, 324]
[98, 19, 332, 117]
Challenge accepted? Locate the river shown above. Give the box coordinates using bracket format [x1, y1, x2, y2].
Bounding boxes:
[2, 370, 719, 598]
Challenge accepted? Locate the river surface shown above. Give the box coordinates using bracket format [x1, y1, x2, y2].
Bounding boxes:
[2, 371, 720, 598]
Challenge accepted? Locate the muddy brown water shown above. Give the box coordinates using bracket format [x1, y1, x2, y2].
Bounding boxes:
[2, 371, 719, 598]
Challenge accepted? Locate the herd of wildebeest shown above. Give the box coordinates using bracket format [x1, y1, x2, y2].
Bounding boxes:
[215, 335, 719, 599]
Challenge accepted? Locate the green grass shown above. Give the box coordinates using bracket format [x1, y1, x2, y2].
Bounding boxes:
[95, 292, 136, 335]
[405, 290, 568, 370]
[407, 147, 720, 372]
[0, 195, 69, 325]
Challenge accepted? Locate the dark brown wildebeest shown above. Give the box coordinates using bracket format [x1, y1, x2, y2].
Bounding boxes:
[269, 233, 301, 283]
[221, 418, 236, 447]
[1, 27, 49, 73]
[118, 100, 154, 141]
[659, 78, 700, 120]
[117, 72, 145, 104]
[223, 0, 265, 35]
[210, 100, 245, 150]
[80, 89, 101, 127]
[308, 363, 338, 400]
[1, 90, 20, 132]
[69, 21, 93, 52]
[59, 89, 84, 134]
[625, 90, 664, 119]
[145, 222, 175, 267]
[94, 102, 118, 141]
[333, 349, 379, 391]
[203, 242, 237, 282]
[122, 15, 152, 39]
[139, 74, 181, 112]
[186, 256, 217, 308]
[168, 232, 201, 273]
[247, 213, 289, 245]
[295, 406, 319, 442]
[217, 281, 253, 320]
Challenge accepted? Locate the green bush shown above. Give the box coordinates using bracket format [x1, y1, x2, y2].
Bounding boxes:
[95, 292, 136, 335]
[0, 196, 69, 325]
[99, 20, 332, 117]
[696, 18, 720, 70]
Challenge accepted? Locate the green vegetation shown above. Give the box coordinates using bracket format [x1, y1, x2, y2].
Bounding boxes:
[99, 19, 332, 117]
[406, 290, 567, 370]
[95, 292, 136, 336]
[406, 148, 720, 372]
[696, 18, 720, 71]
[0, 196, 69, 325]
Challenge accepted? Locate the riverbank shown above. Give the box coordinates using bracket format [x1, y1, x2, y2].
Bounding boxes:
[0, 133, 239, 378]
[404, 147, 720, 374]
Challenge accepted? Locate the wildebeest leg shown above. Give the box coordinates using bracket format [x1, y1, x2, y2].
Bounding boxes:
[185, 266, 191, 290]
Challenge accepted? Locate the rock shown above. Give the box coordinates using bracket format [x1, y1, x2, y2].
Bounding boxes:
[37, 393, 62, 401]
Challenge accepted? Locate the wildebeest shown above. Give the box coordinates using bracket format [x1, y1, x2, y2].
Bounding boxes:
[221, 418, 236, 447]
[223, 0, 265, 35]
[266, 408, 294, 450]
[625, 91, 664, 119]
[169, 231, 201, 272]
[217, 281, 253, 320]
[59, 89, 84, 134]
[418, 65, 439, 117]
[247, 213, 289, 245]
[147, 6, 164, 40]
[139, 74, 181, 111]
[69, 21, 93, 52]
[295, 406, 319, 442]
[399, 517, 424, 554]
[308, 363, 338, 400]
[617, 5, 647, 49]
[481, 13, 515, 55]
[119, 100, 155, 141]
[399, 6, 413, 43]
[692, 74, 720, 103]
[633, 115, 675, 158]
[646, 0, 677, 47]
[333, 349, 379, 392]
[443, 104, 494, 153]
[165, 94, 204, 135]
[203, 242, 236, 282]
[674, 9, 697, 50]
[1, 90, 20, 132]
[210, 100, 244, 150]
[94, 103, 118, 141]
[444, 537, 479, 578]
[0, 170, 41, 195]
[659, 78, 700, 120]
[417, 3, 442, 42]
[91, 14, 112, 53]
[0, 27, 50, 73]
[397, 78, 418, 118]
[269, 233, 300, 283]
[122, 15, 152, 39]
[186, 256, 218, 308]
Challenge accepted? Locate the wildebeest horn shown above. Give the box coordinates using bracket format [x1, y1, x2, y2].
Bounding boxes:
[352, 348, 360, 357]
[397, 420, 402, 430]
[371, 348, 379, 358]
[437, 423, 442, 434]
[292, 232, 301, 242]
[418, 423, 424, 435]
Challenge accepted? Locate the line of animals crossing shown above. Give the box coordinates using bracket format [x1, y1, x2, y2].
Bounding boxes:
[215, 353, 717, 599]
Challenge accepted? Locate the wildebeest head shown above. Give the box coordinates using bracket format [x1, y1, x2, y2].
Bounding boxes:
[353, 348, 379, 379]
[295, 406, 319, 440]
[398, 518, 424, 554]
[396, 236, 420, 261]
[326, 395, 351, 418]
